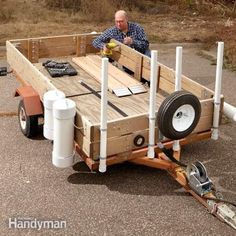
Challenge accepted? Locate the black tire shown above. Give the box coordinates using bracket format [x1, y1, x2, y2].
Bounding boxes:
[157, 91, 201, 140]
[18, 100, 38, 138]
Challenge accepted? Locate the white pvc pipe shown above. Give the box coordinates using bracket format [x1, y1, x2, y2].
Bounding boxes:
[99, 57, 108, 173]
[173, 46, 183, 151]
[212, 42, 224, 140]
[223, 102, 236, 122]
[148, 50, 158, 158]
[43, 90, 65, 140]
[175, 46, 182, 91]
[52, 98, 76, 168]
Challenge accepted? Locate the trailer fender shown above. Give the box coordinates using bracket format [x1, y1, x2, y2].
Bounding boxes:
[15, 85, 43, 116]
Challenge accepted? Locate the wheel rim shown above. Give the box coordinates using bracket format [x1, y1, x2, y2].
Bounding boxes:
[19, 106, 27, 130]
[172, 104, 195, 132]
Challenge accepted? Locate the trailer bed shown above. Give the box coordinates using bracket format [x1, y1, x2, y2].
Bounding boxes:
[6, 33, 218, 161]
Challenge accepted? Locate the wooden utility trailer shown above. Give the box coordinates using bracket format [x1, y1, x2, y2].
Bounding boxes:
[6, 33, 236, 229]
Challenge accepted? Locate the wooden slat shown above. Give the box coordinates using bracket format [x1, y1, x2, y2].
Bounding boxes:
[83, 92, 165, 142]
[106, 91, 161, 115]
[92, 113, 150, 142]
[194, 115, 212, 133]
[71, 93, 124, 124]
[72, 56, 127, 93]
[134, 54, 143, 81]
[28, 39, 39, 63]
[34, 59, 101, 97]
[14, 34, 100, 59]
[110, 39, 214, 99]
[6, 41, 56, 99]
[86, 54, 143, 87]
[76, 35, 86, 56]
[75, 128, 158, 160]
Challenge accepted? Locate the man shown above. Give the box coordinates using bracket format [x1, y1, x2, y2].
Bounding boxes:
[92, 10, 151, 57]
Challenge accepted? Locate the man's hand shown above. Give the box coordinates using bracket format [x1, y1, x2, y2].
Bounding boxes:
[123, 36, 133, 45]
[103, 44, 110, 53]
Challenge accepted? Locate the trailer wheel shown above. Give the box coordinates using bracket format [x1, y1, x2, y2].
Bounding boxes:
[18, 100, 38, 138]
[157, 91, 201, 140]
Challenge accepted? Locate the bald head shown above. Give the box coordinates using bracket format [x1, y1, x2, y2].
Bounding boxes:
[115, 10, 127, 19]
[115, 10, 128, 32]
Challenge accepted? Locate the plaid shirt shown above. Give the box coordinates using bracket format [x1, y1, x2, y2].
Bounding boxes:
[92, 22, 149, 54]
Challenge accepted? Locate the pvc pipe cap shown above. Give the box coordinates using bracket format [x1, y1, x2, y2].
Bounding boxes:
[43, 90, 65, 109]
[53, 98, 76, 120]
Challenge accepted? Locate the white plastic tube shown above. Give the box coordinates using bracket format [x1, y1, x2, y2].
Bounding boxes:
[43, 90, 65, 140]
[52, 98, 76, 168]
[99, 58, 108, 173]
[223, 102, 236, 122]
[148, 50, 158, 158]
[212, 42, 224, 140]
[173, 46, 183, 151]
[175, 46, 182, 91]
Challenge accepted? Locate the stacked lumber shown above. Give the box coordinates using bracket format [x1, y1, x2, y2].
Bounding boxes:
[72, 55, 146, 97]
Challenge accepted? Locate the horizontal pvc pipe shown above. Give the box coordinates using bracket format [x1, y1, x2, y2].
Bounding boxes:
[223, 102, 236, 122]
[148, 50, 158, 159]
[99, 57, 108, 173]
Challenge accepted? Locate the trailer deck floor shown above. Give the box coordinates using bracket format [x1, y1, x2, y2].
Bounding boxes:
[35, 55, 165, 124]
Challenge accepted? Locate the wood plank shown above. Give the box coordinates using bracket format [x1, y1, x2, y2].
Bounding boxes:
[15, 34, 100, 59]
[75, 128, 158, 160]
[6, 41, 56, 99]
[106, 91, 162, 116]
[86, 97, 214, 142]
[72, 56, 127, 93]
[76, 35, 86, 56]
[134, 54, 143, 81]
[71, 93, 124, 124]
[86, 54, 144, 89]
[28, 39, 39, 63]
[34, 58, 101, 97]
[110, 39, 214, 98]
[83, 92, 165, 142]
[92, 114, 150, 142]
[193, 115, 212, 133]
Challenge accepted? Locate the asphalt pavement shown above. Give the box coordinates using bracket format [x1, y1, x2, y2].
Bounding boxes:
[0, 43, 236, 236]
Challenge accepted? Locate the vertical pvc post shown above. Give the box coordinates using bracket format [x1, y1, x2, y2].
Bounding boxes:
[99, 57, 108, 173]
[175, 46, 182, 91]
[148, 50, 158, 158]
[212, 42, 224, 140]
[173, 46, 182, 151]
